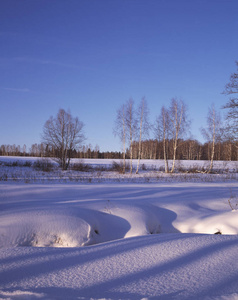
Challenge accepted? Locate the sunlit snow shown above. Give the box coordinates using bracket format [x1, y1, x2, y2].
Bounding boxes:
[0, 157, 237, 299]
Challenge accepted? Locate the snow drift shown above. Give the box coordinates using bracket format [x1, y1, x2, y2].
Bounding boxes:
[0, 158, 237, 299]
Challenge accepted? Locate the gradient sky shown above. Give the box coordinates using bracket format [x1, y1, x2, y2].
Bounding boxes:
[0, 0, 238, 152]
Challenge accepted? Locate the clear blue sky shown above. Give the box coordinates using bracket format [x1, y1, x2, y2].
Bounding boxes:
[0, 0, 237, 152]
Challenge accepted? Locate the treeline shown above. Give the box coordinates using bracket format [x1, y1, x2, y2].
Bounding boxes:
[0, 139, 237, 161]
[0, 143, 123, 160]
[129, 139, 237, 161]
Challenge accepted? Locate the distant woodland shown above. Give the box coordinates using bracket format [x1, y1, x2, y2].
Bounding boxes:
[0, 139, 237, 161]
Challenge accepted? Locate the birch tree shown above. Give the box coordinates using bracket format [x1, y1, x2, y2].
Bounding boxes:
[42, 109, 85, 170]
[114, 104, 127, 174]
[201, 104, 222, 172]
[155, 106, 170, 173]
[125, 98, 137, 174]
[136, 97, 150, 174]
[169, 98, 189, 173]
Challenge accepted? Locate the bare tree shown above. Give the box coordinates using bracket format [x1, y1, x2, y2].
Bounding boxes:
[23, 144, 27, 156]
[125, 98, 137, 174]
[136, 97, 150, 174]
[155, 106, 170, 173]
[169, 98, 189, 173]
[42, 109, 85, 170]
[222, 61, 238, 147]
[201, 104, 222, 172]
[94, 144, 100, 159]
[114, 104, 127, 173]
[114, 99, 138, 174]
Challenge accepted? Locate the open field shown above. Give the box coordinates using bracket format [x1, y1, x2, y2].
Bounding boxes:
[0, 157, 238, 299]
[0, 157, 237, 183]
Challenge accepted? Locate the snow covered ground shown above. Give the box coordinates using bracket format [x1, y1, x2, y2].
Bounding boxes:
[0, 157, 237, 183]
[0, 157, 237, 299]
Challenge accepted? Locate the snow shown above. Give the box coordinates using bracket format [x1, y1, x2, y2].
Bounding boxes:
[0, 234, 238, 300]
[0, 157, 238, 299]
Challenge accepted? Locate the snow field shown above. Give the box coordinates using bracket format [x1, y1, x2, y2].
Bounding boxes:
[0, 157, 237, 183]
[1, 182, 237, 249]
[0, 158, 237, 299]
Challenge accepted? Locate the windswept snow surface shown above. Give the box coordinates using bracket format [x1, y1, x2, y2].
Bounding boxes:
[0, 234, 238, 300]
[0, 158, 238, 299]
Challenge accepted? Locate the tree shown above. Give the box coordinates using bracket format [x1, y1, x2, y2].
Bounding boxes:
[125, 98, 137, 174]
[201, 104, 222, 172]
[114, 99, 137, 174]
[222, 61, 238, 145]
[23, 144, 27, 156]
[114, 104, 127, 173]
[155, 106, 170, 173]
[169, 98, 190, 173]
[42, 109, 85, 170]
[136, 97, 150, 174]
[155, 98, 189, 173]
[93, 144, 100, 159]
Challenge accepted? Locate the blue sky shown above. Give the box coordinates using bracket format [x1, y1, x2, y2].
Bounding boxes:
[0, 0, 238, 152]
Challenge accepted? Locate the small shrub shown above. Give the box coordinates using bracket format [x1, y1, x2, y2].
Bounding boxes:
[141, 164, 147, 171]
[0, 160, 32, 168]
[186, 165, 199, 173]
[23, 161, 32, 167]
[175, 161, 188, 173]
[228, 189, 238, 211]
[2, 161, 19, 167]
[71, 162, 92, 172]
[94, 165, 107, 172]
[111, 161, 122, 173]
[158, 166, 165, 172]
[145, 176, 150, 182]
[177, 166, 186, 173]
[111, 161, 129, 174]
[33, 159, 54, 172]
[96, 171, 102, 177]
[0, 173, 8, 181]
[11, 173, 18, 181]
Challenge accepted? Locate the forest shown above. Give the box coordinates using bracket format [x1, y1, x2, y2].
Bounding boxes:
[0, 138, 237, 161]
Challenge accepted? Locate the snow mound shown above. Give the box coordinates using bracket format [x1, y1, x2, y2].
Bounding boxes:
[178, 210, 238, 235]
[0, 209, 90, 247]
[0, 182, 238, 248]
[0, 181, 238, 299]
[0, 204, 165, 248]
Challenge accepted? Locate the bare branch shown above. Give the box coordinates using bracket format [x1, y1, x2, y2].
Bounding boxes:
[42, 109, 85, 170]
